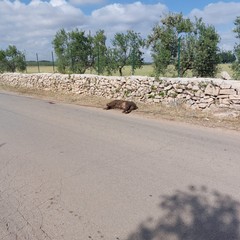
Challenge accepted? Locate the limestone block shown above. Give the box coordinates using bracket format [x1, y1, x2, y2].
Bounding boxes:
[195, 90, 204, 97]
[220, 83, 231, 89]
[220, 98, 230, 105]
[200, 97, 214, 104]
[219, 88, 236, 95]
[229, 95, 240, 100]
[230, 99, 240, 104]
[192, 85, 200, 91]
[220, 71, 231, 80]
[204, 84, 220, 96]
[186, 95, 191, 100]
[229, 95, 240, 104]
[176, 88, 183, 93]
[164, 85, 173, 91]
[186, 83, 193, 90]
[185, 90, 194, 97]
[217, 95, 229, 99]
[198, 103, 208, 109]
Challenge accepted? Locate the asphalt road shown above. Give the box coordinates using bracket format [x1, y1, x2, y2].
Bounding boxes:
[1, 91, 240, 240]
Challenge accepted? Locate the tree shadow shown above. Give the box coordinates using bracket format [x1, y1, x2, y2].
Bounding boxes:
[128, 186, 240, 240]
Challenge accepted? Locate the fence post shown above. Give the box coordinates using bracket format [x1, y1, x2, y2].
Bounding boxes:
[51, 51, 55, 73]
[178, 36, 181, 77]
[36, 53, 40, 73]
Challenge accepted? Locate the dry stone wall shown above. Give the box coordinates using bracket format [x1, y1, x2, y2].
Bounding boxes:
[1, 73, 240, 111]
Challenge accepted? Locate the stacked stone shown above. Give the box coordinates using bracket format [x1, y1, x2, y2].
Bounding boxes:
[1, 73, 240, 111]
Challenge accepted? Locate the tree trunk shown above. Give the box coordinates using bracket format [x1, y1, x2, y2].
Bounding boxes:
[119, 67, 123, 76]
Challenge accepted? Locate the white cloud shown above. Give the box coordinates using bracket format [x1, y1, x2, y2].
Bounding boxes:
[69, 0, 104, 5]
[89, 0, 168, 59]
[0, 1, 239, 61]
[91, 2, 167, 32]
[0, 1, 167, 60]
[90, 1, 168, 61]
[189, 2, 240, 51]
[190, 2, 240, 25]
[49, 0, 67, 7]
[0, 0, 86, 60]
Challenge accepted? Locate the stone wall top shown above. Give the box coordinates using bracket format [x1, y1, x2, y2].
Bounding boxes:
[1, 73, 240, 113]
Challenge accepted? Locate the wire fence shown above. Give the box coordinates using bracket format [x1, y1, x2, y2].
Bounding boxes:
[25, 52, 56, 73]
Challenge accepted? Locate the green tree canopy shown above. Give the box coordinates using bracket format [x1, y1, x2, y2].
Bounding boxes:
[53, 29, 108, 74]
[53, 29, 93, 74]
[232, 16, 240, 79]
[192, 18, 220, 77]
[91, 30, 108, 75]
[52, 29, 69, 73]
[218, 50, 236, 63]
[0, 45, 26, 73]
[148, 13, 220, 77]
[109, 30, 145, 76]
[147, 13, 193, 76]
[68, 30, 92, 74]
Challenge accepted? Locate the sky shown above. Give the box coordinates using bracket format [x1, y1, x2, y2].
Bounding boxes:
[0, 0, 240, 61]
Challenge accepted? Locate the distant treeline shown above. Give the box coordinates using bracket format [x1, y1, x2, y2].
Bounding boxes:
[26, 60, 54, 66]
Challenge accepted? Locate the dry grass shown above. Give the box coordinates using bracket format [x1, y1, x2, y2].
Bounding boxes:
[25, 64, 233, 78]
[1, 83, 240, 132]
[25, 64, 154, 76]
[26, 66, 56, 73]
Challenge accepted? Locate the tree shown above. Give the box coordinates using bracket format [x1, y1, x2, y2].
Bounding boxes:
[0, 50, 7, 73]
[192, 18, 220, 77]
[53, 29, 92, 74]
[91, 30, 108, 75]
[148, 13, 220, 77]
[147, 13, 193, 76]
[104, 48, 119, 75]
[52, 29, 69, 73]
[232, 16, 240, 79]
[110, 30, 145, 76]
[218, 50, 236, 63]
[68, 30, 92, 74]
[0, 45, 26, 73]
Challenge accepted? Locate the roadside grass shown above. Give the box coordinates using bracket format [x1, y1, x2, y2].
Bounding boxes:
[25, 63, 233, 78]
[9, 62, 239, 131]
[1, 81, 240, 131]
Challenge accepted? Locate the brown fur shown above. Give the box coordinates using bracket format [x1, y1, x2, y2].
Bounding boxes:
[104, 100, 138, 114]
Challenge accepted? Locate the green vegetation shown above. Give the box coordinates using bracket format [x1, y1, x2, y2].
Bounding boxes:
[27, 60, 53, 66]
[52, 29, 145, 76]
[24, 63, 233, 78]
[53, 28, 92, 74]
[147, 13, 220, 77]
[1, 13, 240, 79]
[218, 50, 236, 63]
[109, 30, 145, 76]
[232, 16, 240, 79]
[0, 45, 26, 73]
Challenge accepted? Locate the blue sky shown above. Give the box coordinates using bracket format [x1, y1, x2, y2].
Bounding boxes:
[0, 0, 240, 61]
[78, 0, 238, 15]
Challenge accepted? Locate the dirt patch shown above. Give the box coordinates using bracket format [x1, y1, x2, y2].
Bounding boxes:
[1, 84, 240, 131]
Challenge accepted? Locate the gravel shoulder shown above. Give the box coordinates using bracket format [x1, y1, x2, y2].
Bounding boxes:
[1, 84, 240, 132]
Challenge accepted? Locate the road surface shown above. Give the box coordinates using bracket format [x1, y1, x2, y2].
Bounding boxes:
[1, 91, 240, 240]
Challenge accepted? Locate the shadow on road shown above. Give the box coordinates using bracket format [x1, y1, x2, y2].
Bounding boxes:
[0, 143, 6, 148]
[127, 186, 240, 240]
